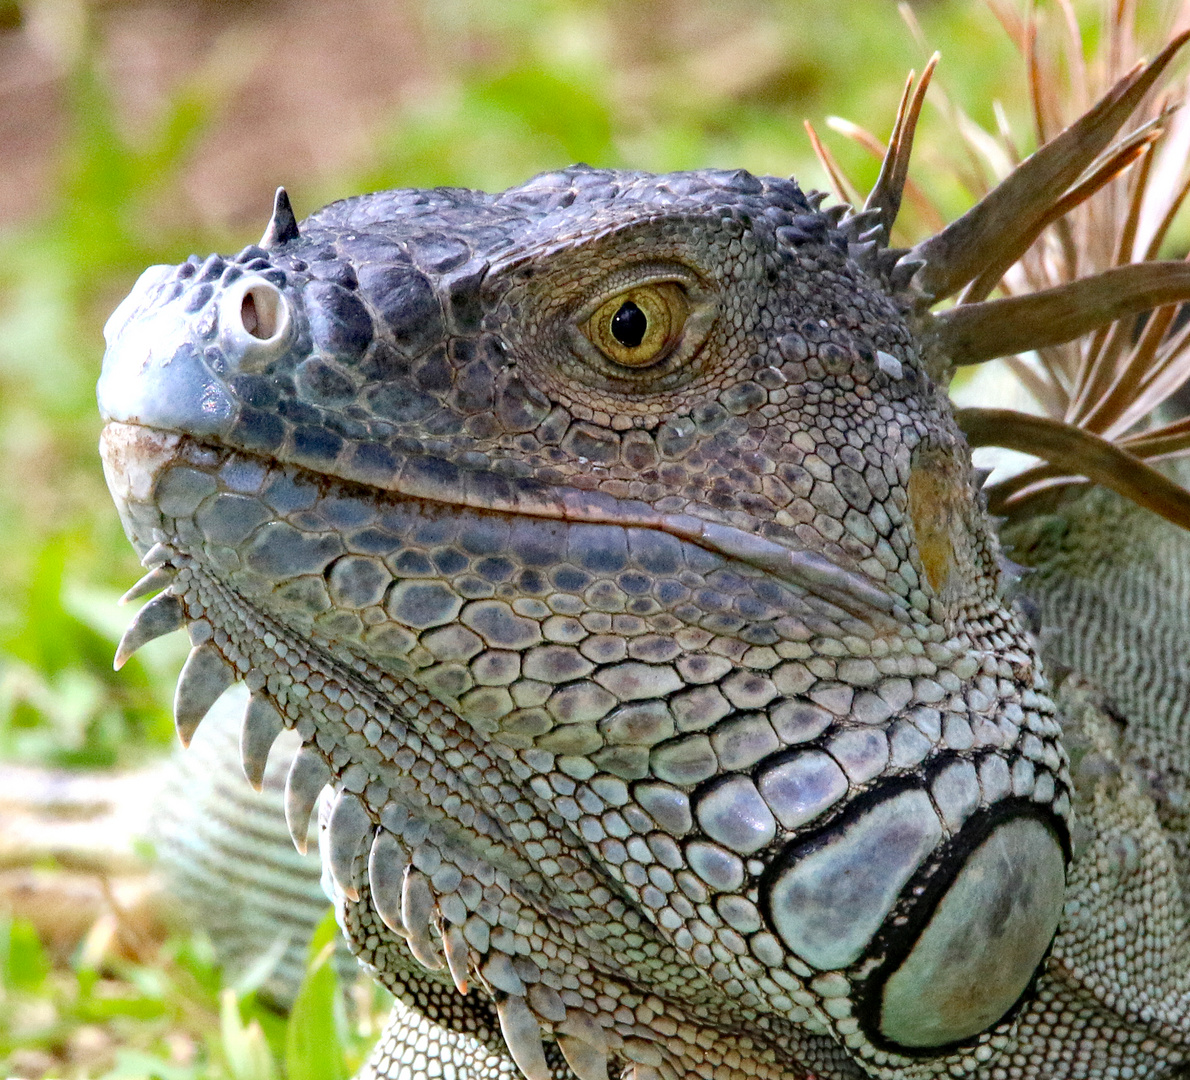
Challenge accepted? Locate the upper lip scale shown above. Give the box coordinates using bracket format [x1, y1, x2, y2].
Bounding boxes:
[101, 420, 907, 628]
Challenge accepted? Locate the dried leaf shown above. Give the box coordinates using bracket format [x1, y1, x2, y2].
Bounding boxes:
[909, 31, 1190, 301]
[961, 129, 1159, 304]
[956, 407, 1190, 532]
[864, 54, 938, 239]
[803, 120, 859, 206]
[936, 261, 1190, 364]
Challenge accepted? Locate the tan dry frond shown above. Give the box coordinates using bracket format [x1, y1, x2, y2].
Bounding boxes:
[957, 408, 1190, 531]
[863, 54, 939, 243]
[812, 2, 1190, 532]
[907, 29, 1190, 304]
[804, 121, 860, 207]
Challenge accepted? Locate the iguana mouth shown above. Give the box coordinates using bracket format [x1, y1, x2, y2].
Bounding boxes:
[101, 417, 904, 627]
[100, 418, 909, 751]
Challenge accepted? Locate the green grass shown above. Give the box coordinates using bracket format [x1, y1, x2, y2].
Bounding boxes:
[0, 910, 392, 1080]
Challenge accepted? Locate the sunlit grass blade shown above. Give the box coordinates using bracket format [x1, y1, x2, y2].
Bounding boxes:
[285, 909, 348, 1080]
[221, 988, 279, 1080]
[803, 120, 860, 206]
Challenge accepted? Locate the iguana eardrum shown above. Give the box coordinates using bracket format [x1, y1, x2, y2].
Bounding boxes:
[95, 10, 1190, 1078]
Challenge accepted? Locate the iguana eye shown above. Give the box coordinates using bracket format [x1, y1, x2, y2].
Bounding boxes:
[583, 282, 689, 367]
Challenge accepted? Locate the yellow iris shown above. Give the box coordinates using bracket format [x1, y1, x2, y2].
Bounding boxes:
[583, 282, 689, 368]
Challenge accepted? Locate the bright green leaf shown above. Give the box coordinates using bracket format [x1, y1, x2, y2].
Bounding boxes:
[284, 909, 347, 1080]
[221, 988, 279, 1080]
[1, 916, 50, 991]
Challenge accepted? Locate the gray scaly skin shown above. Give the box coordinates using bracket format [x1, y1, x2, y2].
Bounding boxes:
[149, 482, 1190, 1072]
[149, 684, 359, 1010]
[94, 158, 1189, 1080]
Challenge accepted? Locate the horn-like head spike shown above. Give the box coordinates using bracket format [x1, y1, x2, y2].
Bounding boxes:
[838, 208, 884, 241]
[260, 187, 300, 248]
[889, 255, 927, 292]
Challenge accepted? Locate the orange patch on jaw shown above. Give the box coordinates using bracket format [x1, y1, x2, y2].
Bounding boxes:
[906, 462, 958, 595]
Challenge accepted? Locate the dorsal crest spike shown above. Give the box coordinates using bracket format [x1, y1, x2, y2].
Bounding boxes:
[260, 186, 300, 248]
[864, 53, 939, 243]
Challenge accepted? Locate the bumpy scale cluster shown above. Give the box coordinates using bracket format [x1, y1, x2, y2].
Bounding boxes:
[100, 167, 1079, 1079]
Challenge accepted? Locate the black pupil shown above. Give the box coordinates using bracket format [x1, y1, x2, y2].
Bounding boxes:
[610, 301, 648, 348]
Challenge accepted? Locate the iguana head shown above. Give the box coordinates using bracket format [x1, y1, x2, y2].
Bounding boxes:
[98, 159, 1076, 1079]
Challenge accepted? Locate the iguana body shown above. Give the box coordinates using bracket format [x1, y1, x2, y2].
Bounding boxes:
[150, 482, 1190, 1076]
[96, 38, 1190, 1079]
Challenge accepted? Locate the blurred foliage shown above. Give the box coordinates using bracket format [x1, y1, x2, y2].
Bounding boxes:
[0, 0, 1120, 1075]
[0, 32, 218, 768]
[0, 0, 1036, 769]
[0, 909, 391, 1079]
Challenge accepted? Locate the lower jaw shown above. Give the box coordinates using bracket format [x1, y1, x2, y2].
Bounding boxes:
[99, 425, 814, 1078]
[99, 424, 738, 991]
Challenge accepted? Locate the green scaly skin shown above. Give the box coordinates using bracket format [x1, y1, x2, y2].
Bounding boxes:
[96, 164, 1190, 1079]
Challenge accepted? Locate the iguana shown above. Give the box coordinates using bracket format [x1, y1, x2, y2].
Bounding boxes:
[94, 9, 1190, 1078]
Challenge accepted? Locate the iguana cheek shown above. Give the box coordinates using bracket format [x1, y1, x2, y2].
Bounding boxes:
[761, 785, 1066, 1055]
[878, 815, 1066, 1048]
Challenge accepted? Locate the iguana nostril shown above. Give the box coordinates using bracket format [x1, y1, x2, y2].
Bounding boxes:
[240, 283, 282, 340]
[215, 275, 292, 370]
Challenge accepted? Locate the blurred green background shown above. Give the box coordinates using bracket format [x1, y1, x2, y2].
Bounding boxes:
[0, 0, 1105, 1075]
[0, 0, 1032, 771]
